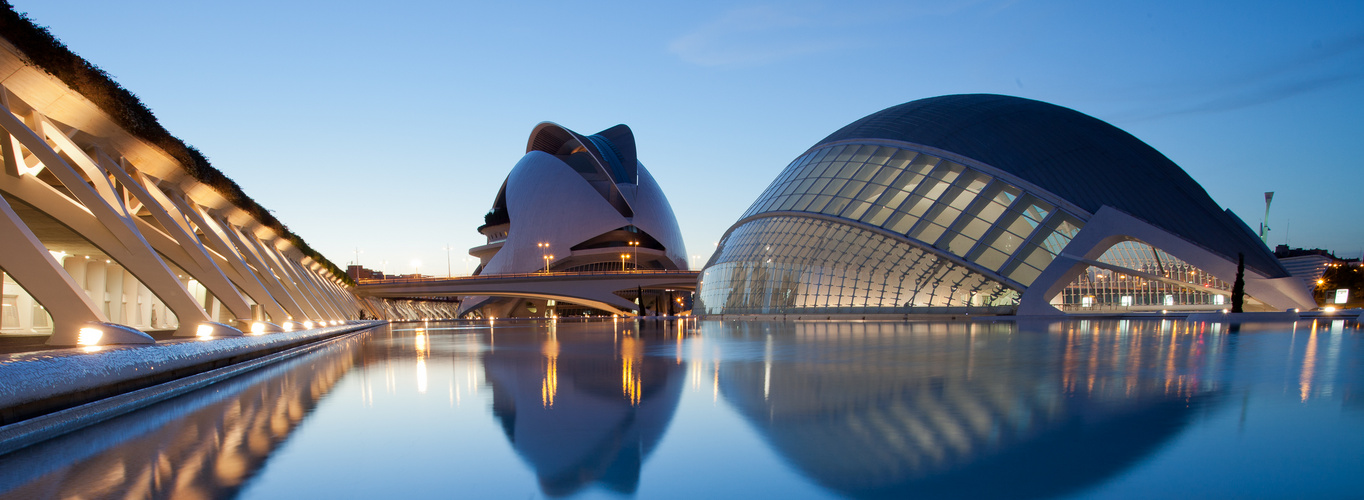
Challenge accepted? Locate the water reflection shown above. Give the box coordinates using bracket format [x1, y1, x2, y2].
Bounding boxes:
[0, 318, 1355, 498]
[713, 320, 1224, 499]
[482, 320, 686, 497]
[0, 331, 364, 499]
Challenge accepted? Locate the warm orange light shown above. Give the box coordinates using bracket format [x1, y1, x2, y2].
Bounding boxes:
[77, 327, 103, 346]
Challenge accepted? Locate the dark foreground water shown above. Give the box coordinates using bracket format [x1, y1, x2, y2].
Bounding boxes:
[1, 317, 1361, 499]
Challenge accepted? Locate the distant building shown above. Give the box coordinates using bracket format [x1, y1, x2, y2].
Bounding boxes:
[465, 123, 688, 318]
[697, 94, 1315, 316]
[1274, 246, 1343, 291]
[1276, 245, 1362, 306]
[346, 265, 385, 281]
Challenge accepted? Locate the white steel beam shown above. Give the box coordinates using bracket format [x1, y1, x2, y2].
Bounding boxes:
[168, 192, 291, 323]
[0, 109, 229, 337]
[93, 151, 253, 321]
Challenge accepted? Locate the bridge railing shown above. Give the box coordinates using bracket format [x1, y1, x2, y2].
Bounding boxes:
[357, 269, 700, 285]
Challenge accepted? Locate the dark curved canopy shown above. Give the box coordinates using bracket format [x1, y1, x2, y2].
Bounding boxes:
[818, 94, 1286, 278]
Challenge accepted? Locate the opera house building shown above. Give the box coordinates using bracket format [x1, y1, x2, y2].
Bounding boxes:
[696, 95, 1314, 316]
[465, 123, 688, 318]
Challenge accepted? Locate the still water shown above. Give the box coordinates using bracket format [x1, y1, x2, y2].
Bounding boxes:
[1, 318, 1361, 499]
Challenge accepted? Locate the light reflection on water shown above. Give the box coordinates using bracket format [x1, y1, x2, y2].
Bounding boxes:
[0, 318, 1360, 499]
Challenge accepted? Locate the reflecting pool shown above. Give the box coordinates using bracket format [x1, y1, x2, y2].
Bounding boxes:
[1, 317, 1361, 499]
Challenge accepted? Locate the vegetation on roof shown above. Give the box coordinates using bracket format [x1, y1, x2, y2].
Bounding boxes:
[0, 2, 353, 286]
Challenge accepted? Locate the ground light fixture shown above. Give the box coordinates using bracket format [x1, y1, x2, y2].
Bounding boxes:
[248, 321, 286, 335]
[195, 322, 243, 339]
[58, 322, 155, 347]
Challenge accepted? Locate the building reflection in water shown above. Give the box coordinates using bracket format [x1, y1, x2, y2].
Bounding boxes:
[482, 319, 687, 497]
[714, 319, 1228, 500]
[0, 332, 365, 499]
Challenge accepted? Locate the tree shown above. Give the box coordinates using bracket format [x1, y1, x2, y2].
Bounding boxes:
[1231, 253, 1246, 313]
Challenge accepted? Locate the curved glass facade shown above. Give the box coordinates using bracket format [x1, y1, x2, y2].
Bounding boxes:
[698, 141, 1093, 316]
[739, 142, 1085, 288]
[699, 95, 1312, 316]
[1060, 240, 1240, 311]
[696, 216, 1018, 315]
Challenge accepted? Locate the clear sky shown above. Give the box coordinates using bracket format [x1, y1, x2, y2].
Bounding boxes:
[13, 0, 1364, 275]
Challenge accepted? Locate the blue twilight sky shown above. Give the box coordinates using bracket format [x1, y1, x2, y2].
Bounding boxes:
[13, 0, 1364, 274]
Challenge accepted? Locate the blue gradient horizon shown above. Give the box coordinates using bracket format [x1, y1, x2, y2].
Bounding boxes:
[14, 1, 1363, 272]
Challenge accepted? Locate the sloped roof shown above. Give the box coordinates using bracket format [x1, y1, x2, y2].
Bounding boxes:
[819, 94, 1286, 278]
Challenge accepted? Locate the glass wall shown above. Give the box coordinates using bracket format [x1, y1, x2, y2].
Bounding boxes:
[739, 143, 1085, 288]
[696, 216, 1019, 315]
[1059, 240, 1236, 311]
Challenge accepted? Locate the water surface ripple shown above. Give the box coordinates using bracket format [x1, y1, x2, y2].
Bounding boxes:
[1, 318, 1359, 499]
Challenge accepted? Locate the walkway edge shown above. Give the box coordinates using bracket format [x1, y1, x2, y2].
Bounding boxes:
[0, 322, 381, 456]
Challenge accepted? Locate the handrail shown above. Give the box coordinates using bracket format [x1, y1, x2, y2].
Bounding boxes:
[357, 269, 699, 285]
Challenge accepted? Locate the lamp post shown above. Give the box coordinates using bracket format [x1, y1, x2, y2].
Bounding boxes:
[444, 244, 452, 278]
[629, 240, 639, 272]
[620, 253, 629, 272]
[543, 254, 554, 274]
[411, 259, 421, 277]
[538, 242, 550, 274]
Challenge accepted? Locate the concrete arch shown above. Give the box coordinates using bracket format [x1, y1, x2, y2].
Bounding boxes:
[1018, 206, 1315, 315]
[0, 113, 221, 337]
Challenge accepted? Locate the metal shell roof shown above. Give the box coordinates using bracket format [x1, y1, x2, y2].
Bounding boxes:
[818, 94, 1287, 278]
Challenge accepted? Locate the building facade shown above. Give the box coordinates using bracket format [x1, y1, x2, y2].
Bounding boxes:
[465, 123, 687, 317]
[696, 95, 1314, 316]
[0, 25, 360, 344]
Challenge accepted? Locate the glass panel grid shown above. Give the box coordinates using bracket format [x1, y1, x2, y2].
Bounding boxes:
[697, 216, 1021, 315]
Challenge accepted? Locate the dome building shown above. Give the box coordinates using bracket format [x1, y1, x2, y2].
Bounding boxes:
[696, 95, 1313, 316]
[465, 123, 687, 318]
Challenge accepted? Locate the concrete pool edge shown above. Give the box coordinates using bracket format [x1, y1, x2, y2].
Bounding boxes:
[0, 321, 386, 455]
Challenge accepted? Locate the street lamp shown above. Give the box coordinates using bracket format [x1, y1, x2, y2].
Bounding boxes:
[411, 259, 421, 277]
[443, 244, 453, 278]
[543, 254, 554, 274]
[538, 242, 550, 274]
[620, 253, 630, 272]
[629, 240, 639, 272]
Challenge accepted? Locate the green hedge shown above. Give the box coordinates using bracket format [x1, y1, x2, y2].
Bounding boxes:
[0, 2, 354, 286]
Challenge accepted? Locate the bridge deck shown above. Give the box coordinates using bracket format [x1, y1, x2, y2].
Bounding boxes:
[356, 270, 701, 316]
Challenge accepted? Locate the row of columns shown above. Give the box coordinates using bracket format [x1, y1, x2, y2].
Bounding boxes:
[0, 86, 365, 345]
[365, 298, 460, 321]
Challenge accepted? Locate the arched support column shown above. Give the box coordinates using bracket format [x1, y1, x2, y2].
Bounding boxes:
[0, 108, 234, 338]
[1018, 206, 1315, 315]
[211, 216, 314, 322]
[236, 230, 325, 320]
[95, 152, 253, 321]
[168, 193, 290, 322]
[0, 194, 129, 344]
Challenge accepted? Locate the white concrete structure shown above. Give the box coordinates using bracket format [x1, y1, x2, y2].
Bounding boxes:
[0, 37, 361, 345]
[465, 123, 688, 317]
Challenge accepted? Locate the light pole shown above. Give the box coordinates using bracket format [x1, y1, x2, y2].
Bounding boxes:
[538, 242, 550, 274]
[444, 244, 452, 278]
[543, 253, 554, 274]
[411, 259, 421, 277]
[620, 253, 629, 272]
[629, 240, 639, 272]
